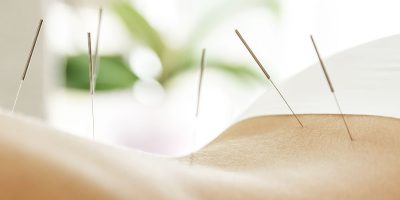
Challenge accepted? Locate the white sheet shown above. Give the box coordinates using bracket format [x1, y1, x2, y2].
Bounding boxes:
[238, 34, 400, 121]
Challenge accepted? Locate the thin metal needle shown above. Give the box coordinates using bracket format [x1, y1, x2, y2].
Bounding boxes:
[87, 33, 95, 139]
[11, 81, 23, 113]
[190, 49, 206, 165]
[235, 29, 304, 127]
[12, 19, 43, 113]
[310, 35, 353, 141]
[196, 49, 206, 117]
[93, 7, 103, 88]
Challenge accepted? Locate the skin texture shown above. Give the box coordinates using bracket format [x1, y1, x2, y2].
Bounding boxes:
[192, 114, 400, 199]
[1, 112, 400, 199]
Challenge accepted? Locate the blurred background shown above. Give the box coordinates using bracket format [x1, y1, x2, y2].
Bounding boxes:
[1, 0, 400, 156]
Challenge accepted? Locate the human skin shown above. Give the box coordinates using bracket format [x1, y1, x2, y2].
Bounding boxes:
[1, 112, 399, 199]
[192, 114, 400, 199]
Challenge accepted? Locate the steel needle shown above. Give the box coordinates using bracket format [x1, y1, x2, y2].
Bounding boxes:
[93, 7, 103, 88]
[12, 19, 43, 113]
[235, 29, 304, 127]
[87, 33, 95, 139]
[190, 48, 206, 165]
[310, 35, 353, 141]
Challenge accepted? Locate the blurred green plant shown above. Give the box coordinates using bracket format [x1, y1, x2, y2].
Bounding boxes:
[65, 0, 279, 91]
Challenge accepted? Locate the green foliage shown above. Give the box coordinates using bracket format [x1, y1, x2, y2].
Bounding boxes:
[208, 60, 262, 81]
[65, 0, 279, 91]
[112, 1, 166, 56]
[186, 0, 279, 48]
[66, 55, 137, 90]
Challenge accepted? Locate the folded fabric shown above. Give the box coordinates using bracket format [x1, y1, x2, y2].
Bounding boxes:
[239, 34, 400, 121]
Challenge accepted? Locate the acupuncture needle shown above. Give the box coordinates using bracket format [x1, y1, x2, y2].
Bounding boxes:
[93, 7, 103, 89]
[190, 48, 206, 165]
[235, 29, 304, 127]
[12, 19, 43, 113]
[87, 32, 95, 139]
[310, 35, 353, 141]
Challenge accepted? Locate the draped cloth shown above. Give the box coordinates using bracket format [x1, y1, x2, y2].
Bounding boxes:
[239, 34, 400, 121]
